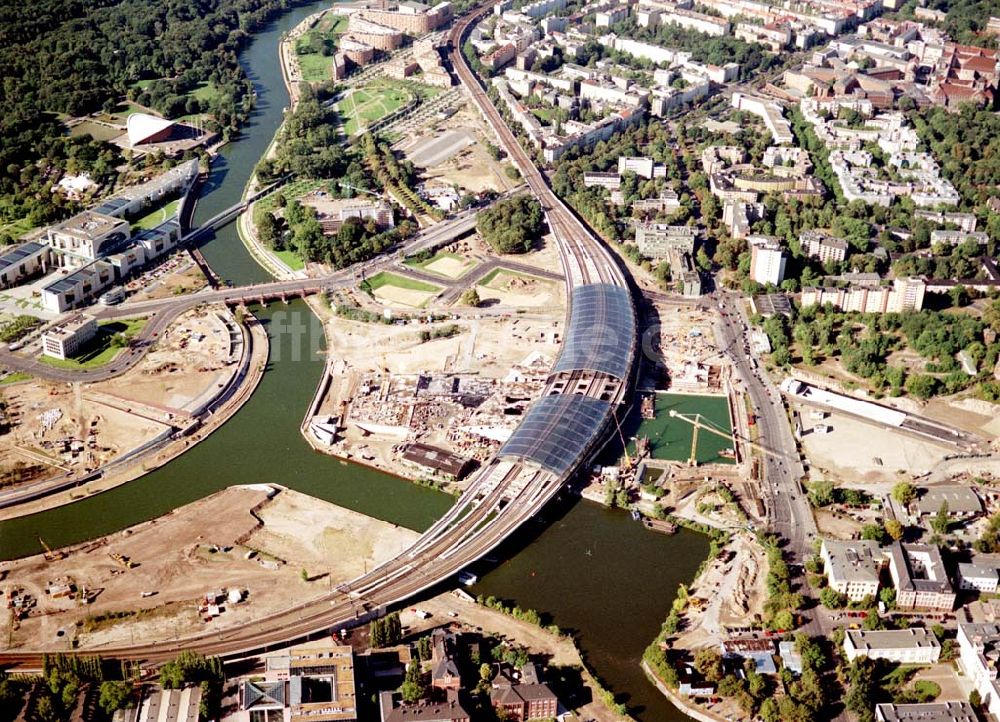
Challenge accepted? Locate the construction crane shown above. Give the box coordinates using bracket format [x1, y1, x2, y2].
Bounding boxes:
[38, 536, 65, 562]
[668, 409, 790, 464]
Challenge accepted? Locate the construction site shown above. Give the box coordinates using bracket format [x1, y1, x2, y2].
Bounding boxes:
[0, 486, 418, 651]
[303, 289, 564, 490]
[0, 307, 246, 497]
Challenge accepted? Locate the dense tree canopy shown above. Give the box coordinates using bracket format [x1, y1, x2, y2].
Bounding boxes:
[0, 0, 304, 236]
[476, 196, 545, 254]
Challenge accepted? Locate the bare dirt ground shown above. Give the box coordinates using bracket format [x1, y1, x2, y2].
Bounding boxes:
[319, 308, 562, 382]
[401, 103, 517, 194]
[468, 230, 564, 279]
[815, 508, 864, 540]
[477, 269, 562, 308]
[311, 306, 562, 476]
[0, 310, 267, 522]
[0, 487, 418, 651]
[372, 284, 440, 308]
[795, 407, 950, 484]
[91, 307, 237, 414]
[423, 255, 474, 279]
[0, 308, 242, 495]
[0, 381, 169, 490]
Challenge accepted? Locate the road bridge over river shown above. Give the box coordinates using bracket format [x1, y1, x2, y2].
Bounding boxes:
[0, 1, 639, 670]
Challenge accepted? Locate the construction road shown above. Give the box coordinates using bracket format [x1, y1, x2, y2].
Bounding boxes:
[0, 0, 639, 670]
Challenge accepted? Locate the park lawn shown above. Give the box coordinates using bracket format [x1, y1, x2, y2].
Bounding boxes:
[316, 13, 348, 35]
[337, 82, 413, 136]
[296, 14, 349, 83]
[531, 107, 557, 125]
[133, 199, 180, 231]
[299, 52, 335, 83]
[0, 216, 37, 241]
[109, 102, 149, 123]
[68, 120, 123, 142]
[40, 319, 147, 370]
[255, 180, 325, 215]
[363, 272, 440, 293]
[191, 82, 221, 104]
[273, 249, 305, 271]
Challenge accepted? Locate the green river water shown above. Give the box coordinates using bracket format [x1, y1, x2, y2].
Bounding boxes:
[0, 4, 708, 718]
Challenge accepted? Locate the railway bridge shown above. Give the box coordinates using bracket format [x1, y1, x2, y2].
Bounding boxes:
[0, 0, 639, 670]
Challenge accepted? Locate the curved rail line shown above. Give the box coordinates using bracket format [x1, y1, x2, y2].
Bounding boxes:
[0, 0, 638, 670]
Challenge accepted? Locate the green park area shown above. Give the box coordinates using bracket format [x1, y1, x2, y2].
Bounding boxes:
[620, 392, 734, 465]
[133, 199, 180, 231]
[68, 120, 123, 142]
[40, 318, 147, 370]
[361, 272, 442, 308]
[335, 81, 417, 136]
[295, 13, 349, 83]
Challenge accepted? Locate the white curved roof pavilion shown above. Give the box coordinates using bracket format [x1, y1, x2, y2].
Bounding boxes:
[126, 113, 177, 147]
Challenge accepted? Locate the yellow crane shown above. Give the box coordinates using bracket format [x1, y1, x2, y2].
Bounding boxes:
[668, 409, 789, 464]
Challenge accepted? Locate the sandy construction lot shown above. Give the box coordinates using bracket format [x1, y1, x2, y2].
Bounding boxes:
[0, 487, 418, 651]
[373, 285, 438, 308]
[0, 382, 170, 490]
[797, 408, 950, 484]
[477, 269, 561, 308]
[407, 105, 516, 194]
[0, 307, 241, 492]
[423, 254, 475, 279]
[91, 306, 238, 414]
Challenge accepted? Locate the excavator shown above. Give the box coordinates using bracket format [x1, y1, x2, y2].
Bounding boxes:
[38, 536, 65, 562]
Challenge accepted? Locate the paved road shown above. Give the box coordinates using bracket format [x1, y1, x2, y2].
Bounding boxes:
[712, 289, 816, 563]
[0, 203, 500, 383]
[0, 1, 640, 671]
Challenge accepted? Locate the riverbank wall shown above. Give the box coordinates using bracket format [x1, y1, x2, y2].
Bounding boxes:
[0, 308, 269, 523]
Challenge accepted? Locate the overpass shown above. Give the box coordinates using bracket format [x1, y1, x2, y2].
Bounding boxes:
[0, 1, 638, 669]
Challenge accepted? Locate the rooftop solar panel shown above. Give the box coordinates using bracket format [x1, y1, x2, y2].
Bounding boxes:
[552, 283, 635, 380]
[0, 242, 46, 269]
[500, 394, 612, 476]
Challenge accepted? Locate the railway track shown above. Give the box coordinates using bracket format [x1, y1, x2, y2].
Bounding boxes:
[0, 1, 639, 672]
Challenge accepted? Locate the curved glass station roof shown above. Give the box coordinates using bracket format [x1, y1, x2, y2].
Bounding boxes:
[500, 394, 613, 476]
[552, 283, 635, 380]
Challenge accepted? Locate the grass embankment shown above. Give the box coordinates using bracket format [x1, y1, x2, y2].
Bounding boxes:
[295, 14, 349, 83]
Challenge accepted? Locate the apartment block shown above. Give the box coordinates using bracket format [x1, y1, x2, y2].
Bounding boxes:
[885, 542, 956, 612]
[634, 223, 697, 258]
[732, 93, 794, 145]
[748, 234, 786, 286]
[958, 623, 1000, 720]
[844, 629, 941, 664]
[800, 230, 848, 263]
[800, 277, 926, 314]
[820, 539, 883, 601]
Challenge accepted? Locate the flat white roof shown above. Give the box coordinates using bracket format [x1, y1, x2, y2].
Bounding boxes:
[781, 378, 906, 427]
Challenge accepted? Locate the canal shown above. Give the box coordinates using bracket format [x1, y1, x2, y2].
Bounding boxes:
[0, 3, 706, 719]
